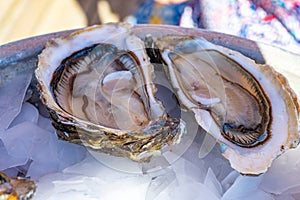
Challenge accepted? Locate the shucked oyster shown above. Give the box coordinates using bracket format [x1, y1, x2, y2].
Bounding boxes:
[155, 35, 300, 174]
[36, 22, 299, 174]
[36, 23, 183, 162]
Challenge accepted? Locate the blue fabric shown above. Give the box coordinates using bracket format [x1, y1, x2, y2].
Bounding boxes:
[134, 0, 188, 25]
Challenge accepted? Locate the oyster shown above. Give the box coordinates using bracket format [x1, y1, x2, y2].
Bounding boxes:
[155, 35, 300, 174]
[36, 22, 299, 174]
[0, 172, 36, 200]
[36, 23, 183, 162]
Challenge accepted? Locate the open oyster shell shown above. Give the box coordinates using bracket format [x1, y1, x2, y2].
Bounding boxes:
[36, 22, 299, 174]
[36, 23, 183, 162]
[155, 35, 300, 174]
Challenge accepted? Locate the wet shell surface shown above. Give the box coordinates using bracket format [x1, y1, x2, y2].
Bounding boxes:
[35, 22, 300, 175]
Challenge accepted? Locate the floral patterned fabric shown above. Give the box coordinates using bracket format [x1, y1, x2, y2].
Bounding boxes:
[133, 0, 300, 54]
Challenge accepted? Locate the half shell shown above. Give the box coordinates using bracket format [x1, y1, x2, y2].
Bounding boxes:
[156, 35, 300, 174]
[36, 23, 183, 162]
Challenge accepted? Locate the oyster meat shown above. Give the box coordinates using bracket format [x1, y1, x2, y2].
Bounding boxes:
[35, 22, 300, 174]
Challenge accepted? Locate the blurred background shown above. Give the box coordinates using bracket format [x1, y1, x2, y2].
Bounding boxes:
[0, 0, 140, 45]
[0, 0, 299, 54]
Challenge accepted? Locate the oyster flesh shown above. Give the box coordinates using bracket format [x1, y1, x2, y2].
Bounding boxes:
[36, 22, 300, 175]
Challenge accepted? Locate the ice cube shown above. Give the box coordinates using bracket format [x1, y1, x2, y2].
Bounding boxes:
[221, 170, 239, 191]
[56, 140, 87, 171]
[167, 180, 220, 200]
[0, 72, 32, 131]
[9, 102, 39, 127]
[204, 168, 223, 198]
[37, 115, 55, 133]
[275, 194, 296, 200]
[260, 146, 300, 195]
[222, 175, 270, 200]
[0, 139, 28, 170]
